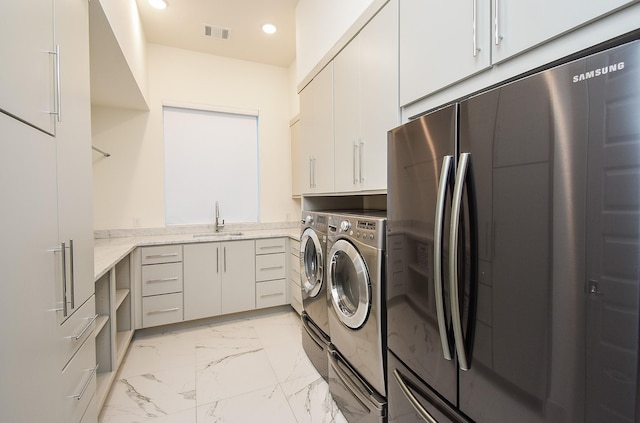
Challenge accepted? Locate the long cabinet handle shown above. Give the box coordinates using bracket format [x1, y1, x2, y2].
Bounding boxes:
[69, 240, 75, 309]
[216, 247, 219, 273]
[67, 314, 99, 341]
[260, 265, 284, 271]
[449, 152, 470, 371]
[146, 277, 179, 283]
[353, 142, 359, 184]
[48, 45, 61, 122]
[473, 0, 479, 56]
[145, 253, 178, 259]
[69, 364, 98, 400]
[260, 292, 284, 298]
[61, 241, 68, 317]
[434, 155, 453, 361]
[147, 308, 179, 315]
[259, 245, 283, 250]
[494, 0, 502, 45]
[224, 247, 227, 273]
[359, 140, 365, 183]
[393, 369, 438, 423]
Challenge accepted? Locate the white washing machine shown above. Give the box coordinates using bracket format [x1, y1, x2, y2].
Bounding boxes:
[326, 211, 387, 422]
[300, 211, 330, 380]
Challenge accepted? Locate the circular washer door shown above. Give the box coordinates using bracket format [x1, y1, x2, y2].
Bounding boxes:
[300, 228, 324, 297]
[328, 239, 371, 329]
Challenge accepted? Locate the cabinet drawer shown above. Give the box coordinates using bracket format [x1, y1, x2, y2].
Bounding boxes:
[62, 336, 97, 423]
[256, 253, 286, 281]
[289, 256, 300, 282]
[142, 262, 183, 296]
[141, 245, 183, 265]
[255, 238, 286, 255]
[290, 239, 300, 258]
[289, 279, 302, 304]
[142, 293, 184, 328]
[256, 279, 287, 308]
[60, 296, 96, 369]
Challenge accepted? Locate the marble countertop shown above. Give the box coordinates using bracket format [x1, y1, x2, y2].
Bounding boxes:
[94, 224, 301, 281]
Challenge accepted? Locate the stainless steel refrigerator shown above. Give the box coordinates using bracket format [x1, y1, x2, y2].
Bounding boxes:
[386, 37, 640, 423]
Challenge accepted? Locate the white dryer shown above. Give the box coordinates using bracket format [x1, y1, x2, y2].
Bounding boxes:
[326, 211, 387, 422]
[300, 211, 330, 380]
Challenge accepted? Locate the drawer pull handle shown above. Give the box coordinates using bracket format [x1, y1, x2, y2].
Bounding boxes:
[147, 307, 179, 315]
[67, 314, 99, 340]
[260, 292, 284, 298]
[145, 253, 179, 259]
[70, 364, 99, 401]
[146, 277, 179, 283]
[260, 245, 282, 250]
[260, 266, 284, 271]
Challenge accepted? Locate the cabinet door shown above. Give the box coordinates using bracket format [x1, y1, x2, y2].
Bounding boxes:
[290, 117, 302, 197]
[184, 243, 222, 321]
[0, 113, 62, 422]
[334, 37, 361, 193]
[492, 0, 636, 63]
[0, 0, 56, 134]
[399, 0, 491, 106]
[55, 0, 94, 324]
[299, 63, 335, 194]
[359, 0, 399, 191]
[221, 240, 256, 314]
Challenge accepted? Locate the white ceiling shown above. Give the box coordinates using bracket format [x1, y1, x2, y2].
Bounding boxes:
[135, 0, 298, 68]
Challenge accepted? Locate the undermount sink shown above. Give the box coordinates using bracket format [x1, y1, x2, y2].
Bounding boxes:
[193, 232, 243, 238]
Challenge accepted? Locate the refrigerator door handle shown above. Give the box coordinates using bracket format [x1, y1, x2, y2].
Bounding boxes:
[434, 155, 454, 361]
[450, 152, 470, 371]
[393, 369, 439, 423]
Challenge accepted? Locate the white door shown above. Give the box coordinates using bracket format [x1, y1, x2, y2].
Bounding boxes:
[0, 0, 56, 134]
[492, 0, 637, 63]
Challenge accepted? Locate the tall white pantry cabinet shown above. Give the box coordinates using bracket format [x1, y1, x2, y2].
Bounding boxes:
[0, 1, 96, 422]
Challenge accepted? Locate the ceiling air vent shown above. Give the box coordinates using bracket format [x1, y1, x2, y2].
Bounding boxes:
[204, 24, 231, 40]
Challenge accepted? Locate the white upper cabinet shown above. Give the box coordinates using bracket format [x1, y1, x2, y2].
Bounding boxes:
[0, 0, 56, 134]
[492, 0, 637, 64]
[334, 0, 399, 193]
[400, 0, 638, 106]
[400, 0, 491, 106]
[300, 63, 335, 194]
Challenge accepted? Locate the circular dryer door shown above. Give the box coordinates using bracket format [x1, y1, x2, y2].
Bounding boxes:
[328, 239, 371, 329]
[300, 228, 324, 297]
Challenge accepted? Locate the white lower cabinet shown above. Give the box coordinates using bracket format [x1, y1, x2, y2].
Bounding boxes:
[142, 293, 184, 327]
[221, 240, 256, 314]
[140, 245, 184, 328]
[183, 243, 222, 320]
[183, 240, 256, 319]
[255, 238, 288, 309]
[61, 335, 97, 423]
[289, 238, 302, 314]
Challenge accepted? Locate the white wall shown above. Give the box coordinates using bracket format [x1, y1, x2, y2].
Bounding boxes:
[92, 43, 299, 230]
[97, 0, 148, 103]
[295, 0, 375, 85]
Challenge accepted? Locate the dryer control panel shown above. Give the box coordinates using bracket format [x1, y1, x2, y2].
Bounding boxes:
[328, 214, 386, 250]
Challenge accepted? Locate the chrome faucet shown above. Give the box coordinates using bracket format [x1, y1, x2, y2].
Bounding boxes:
[215, 201, 225, 232]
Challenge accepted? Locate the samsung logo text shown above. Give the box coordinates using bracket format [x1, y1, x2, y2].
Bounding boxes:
[573, 62, 625, 82]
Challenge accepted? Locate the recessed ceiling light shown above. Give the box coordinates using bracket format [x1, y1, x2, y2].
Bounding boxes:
[262, 24, 277, 34]
[149, 0, 168, 10]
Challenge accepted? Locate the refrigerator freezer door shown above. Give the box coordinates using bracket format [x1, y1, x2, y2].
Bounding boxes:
[458, 40, 595, 422]
[387, 104, 458, 404]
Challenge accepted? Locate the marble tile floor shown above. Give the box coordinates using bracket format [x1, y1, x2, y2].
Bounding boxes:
[99, 308, 347, 423]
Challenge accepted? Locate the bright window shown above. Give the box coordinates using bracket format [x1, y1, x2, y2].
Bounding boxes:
[163, 105, 259, 225]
